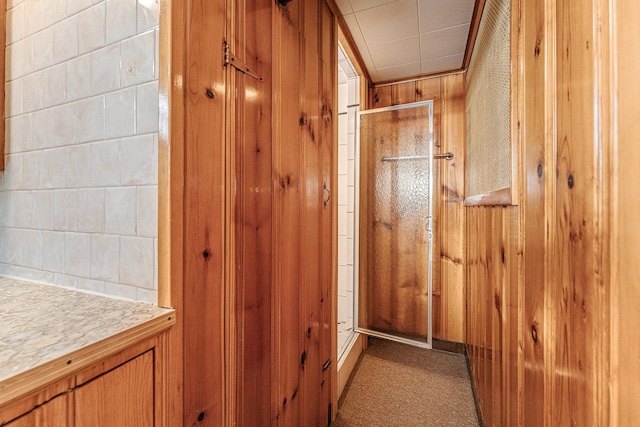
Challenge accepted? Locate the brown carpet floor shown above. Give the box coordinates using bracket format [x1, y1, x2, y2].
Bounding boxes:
[332, 338, 479, 427]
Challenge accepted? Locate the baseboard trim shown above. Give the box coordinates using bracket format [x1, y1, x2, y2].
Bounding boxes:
[337, 333, 365, 399]
[432, 338, 467, 354]
[463, 345, 486, 427]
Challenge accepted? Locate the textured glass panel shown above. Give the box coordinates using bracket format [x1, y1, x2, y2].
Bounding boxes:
[466, 0, 511, 197]
[359, 104, 431, 342]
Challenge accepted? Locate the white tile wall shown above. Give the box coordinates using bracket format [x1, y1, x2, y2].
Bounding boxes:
[0, 0, 160, 303]
[337, 64, 360, 359]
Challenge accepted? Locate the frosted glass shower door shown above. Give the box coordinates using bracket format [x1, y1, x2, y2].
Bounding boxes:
[355, 101, 433, 348]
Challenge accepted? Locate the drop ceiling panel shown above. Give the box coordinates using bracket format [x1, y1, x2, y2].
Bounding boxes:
[350, 0, 396, 13]
[355, 0, 419, 45]
[418, 0, 475, 32]
[421, 53, 465, 75]
[419, 24, 470, 60]
[368, 36, 421, 69]
[342, 12, 380, 81]
[335, 0, 354, 14]
[377, 62, 422, 82]
[336, 0, 475, 83]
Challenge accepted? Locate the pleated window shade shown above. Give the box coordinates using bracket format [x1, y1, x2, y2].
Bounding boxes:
[465, 0, 511, 198]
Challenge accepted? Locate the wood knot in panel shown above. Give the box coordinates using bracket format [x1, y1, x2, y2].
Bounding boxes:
[531, 324, 539, 343]
[322, 101, 332, 124]
[279, 175, 292, 189]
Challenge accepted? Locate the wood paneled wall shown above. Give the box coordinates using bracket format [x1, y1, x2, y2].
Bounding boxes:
[160, 0, 336, 425]
[272, 2, 335, 425]
[612, 0, 640, 424]
[465, 0, 636, 425]
[368, 75, 466, 343]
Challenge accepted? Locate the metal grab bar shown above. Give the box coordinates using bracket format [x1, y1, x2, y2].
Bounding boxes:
[381, 152, 454, 162]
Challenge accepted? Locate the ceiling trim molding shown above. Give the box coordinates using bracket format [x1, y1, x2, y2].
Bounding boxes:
[462, 0, 487, 70]
[372, 69, 465, 88]
[325, 0, 373, 83]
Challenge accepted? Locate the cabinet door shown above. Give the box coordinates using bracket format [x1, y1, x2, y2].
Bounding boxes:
[74, 351, 154, 426]
[4, 393, 72, 427]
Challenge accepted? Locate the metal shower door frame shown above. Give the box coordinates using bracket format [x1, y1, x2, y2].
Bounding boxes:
[353, 100, 434, 350]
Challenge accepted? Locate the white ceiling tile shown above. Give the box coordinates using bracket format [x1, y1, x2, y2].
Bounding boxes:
[418, 0, 475, 33]
[355, 0, 419, 45]
[336, 0, 474, 82]
[368, 36, 421, 69]
[421, 53, 464, 75]
[350, 0, 396, 13]
[376, 62, 421, 82]
[334, 0, 354, 15]
[420, 24, 470, 60]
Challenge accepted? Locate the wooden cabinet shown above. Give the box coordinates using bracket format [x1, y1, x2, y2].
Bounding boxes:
[1, 336, 165, 427]
[4, 393, 72, 427]
[74, 352, 154, 427]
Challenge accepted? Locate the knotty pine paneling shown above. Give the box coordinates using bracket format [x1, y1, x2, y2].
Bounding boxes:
[613, 0, 640, 424]
[368, 76, 466, 343]
[553, 2, 609, 425]
[272, 2, 335, 425]
[272, 7, 303, 425]
[229, 0, 273, 425]
[465, 0, 620, 425]
[521, 0, 547, 425]
[163, 1, 336, 425]
[182, 0, 227, 424]
[465, 206, 519, 427]
[439, 75, 466, 343]
[319, 1, 336, 421]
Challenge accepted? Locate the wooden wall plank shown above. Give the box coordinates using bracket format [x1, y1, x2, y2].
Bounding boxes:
[370, 86, 392, 109]
[299, 21, 323, 427]
[272, 8, 303, 424]
[391, 81, 417, 106]
[272, 2, 336, 424]
[439, 74, 465, 343]
[158, 0, 186, 422]
[521, 0, 546, 425]
[182, 0, 227, 424]
[554, 2, 605, 425]
[319, 2, 336, 423]
[465, 206, 519, 426]
[465, 0, 617, 425]
[612, 0, 640, 424]
[229, 0, 273, 425]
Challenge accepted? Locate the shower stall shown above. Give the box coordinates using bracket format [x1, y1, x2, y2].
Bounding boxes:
[355, 101, 435, 349]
